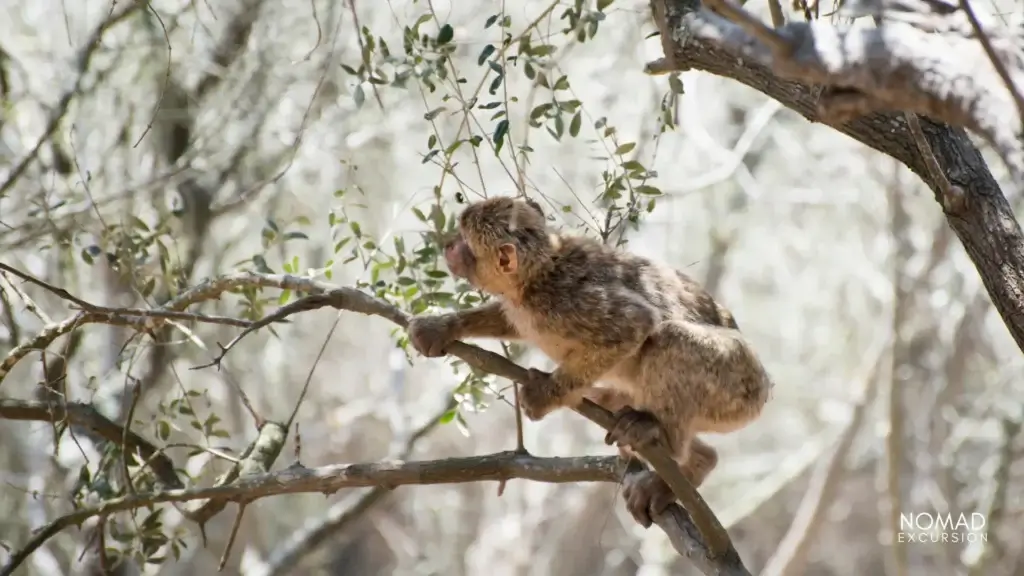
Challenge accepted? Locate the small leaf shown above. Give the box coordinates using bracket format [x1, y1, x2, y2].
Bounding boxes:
[614, 142, 636, 155]
[156, 420, 170, 441]
[635, 185, 663, 195]
[478, 44, 496, 66]
[439, 408, 457, 424]
[493, 119, 510, 154]
[437, 24, 454, 44]
[569, 112, 581, 137]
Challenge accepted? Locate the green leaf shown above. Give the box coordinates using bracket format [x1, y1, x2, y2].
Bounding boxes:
[478, 44, 495, 66]
[439, 408, 457, 424]
[156, 420, 170, 441]
[493, 119, 510, 154]
[437, 24, 454, 44]
[614, 142, 636, 155]
[569, 112, 581, 137]
[635, 185, 663, 195]
[424, 107, 445, 121]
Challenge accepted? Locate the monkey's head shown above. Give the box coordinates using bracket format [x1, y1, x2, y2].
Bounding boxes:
[443, 196, 550, 296]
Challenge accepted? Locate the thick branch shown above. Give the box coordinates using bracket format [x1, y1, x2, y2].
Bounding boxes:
[687, 0, 1024, 182]
[0, 399, 182, 490]
[651, 0, 1024, 355]
[0, 452, 618, 576]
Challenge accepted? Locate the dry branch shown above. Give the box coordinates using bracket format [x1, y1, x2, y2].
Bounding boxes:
[0, 399, 182, 490]
[0, 452, 620, 576]
[261, 399, 455, 576]
[650, 0, 1024, 357]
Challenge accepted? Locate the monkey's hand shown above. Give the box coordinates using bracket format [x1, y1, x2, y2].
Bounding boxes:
[517, 368, 568, 421]
[407, 315, 459, 358]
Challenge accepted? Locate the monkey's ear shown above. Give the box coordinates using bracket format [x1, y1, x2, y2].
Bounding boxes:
[497, 243, 518, 274]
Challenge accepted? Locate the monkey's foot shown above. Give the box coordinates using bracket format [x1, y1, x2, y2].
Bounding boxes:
[604, 407, 667, 451]
[622, 471, 676, 528]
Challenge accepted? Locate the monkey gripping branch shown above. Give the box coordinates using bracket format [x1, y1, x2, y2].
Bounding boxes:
[0, 271, 751, 576]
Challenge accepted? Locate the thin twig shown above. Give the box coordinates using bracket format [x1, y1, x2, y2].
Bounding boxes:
[957, 0, 1024, 131]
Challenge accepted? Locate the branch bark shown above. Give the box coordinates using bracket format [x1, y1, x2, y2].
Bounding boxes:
[650, 0, 1024, 354]
[0, 452, 620, 576]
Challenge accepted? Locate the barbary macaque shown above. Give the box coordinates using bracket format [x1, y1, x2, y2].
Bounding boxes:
[407, 196, 772, 526]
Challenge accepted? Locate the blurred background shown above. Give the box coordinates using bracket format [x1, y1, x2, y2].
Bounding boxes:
[1, 0, 1022, 575]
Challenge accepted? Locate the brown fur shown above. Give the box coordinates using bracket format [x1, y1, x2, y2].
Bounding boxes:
[407, 196, 773, 524]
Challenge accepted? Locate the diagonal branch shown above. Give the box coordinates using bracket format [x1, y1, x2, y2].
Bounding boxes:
[649, 0, 1024, 358]
[688, 0, 1024, 184]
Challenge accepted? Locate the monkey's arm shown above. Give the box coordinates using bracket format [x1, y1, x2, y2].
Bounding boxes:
[407, 301, 519, 358]
[452, 300, 520, 340]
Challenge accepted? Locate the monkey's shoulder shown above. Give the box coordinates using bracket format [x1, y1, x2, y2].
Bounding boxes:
[552, 236, 739, 329]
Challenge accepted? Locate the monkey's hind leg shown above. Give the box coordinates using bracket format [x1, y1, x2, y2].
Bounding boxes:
[681, 437, 719, 487]
[618, 436, 718, 528]
[622, 464, 675, 528]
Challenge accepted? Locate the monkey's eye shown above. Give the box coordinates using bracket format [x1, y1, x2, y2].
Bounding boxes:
[454, 192, 465, 204]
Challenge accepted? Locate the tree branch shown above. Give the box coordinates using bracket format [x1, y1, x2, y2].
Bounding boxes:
[0, 452, 619, 576]
[650, 0, 1024, 357]
[0, 399, 182, 490]
[261, 399, 455, 575]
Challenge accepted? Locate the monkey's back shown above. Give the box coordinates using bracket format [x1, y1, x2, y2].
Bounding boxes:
[533, 235, 738, 330]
